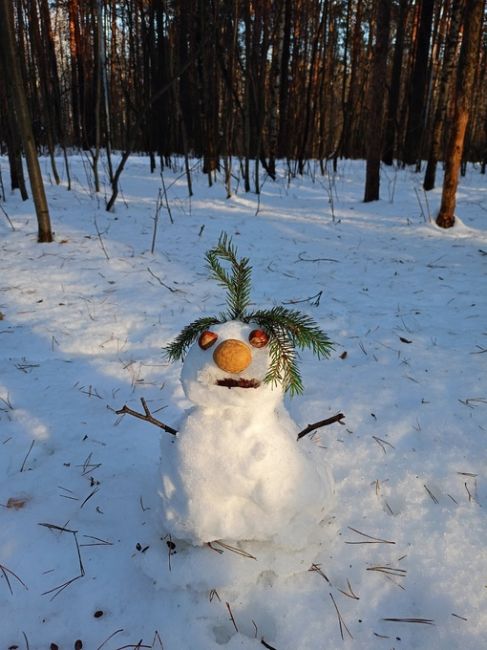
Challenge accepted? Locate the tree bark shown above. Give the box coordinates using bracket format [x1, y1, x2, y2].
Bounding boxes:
[382, 0, 407, 165]
[424, 0, 465, 190]
[436, 0, 484, 228]
[0, 0, 53, 242]
[364, 0, 391, 202]
[403, 0, 435, 166]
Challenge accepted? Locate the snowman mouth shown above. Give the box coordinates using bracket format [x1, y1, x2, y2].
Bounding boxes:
[216, 378, 261, 389]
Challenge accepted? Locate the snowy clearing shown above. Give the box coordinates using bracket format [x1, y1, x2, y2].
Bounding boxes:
[1, 156, 486, 649]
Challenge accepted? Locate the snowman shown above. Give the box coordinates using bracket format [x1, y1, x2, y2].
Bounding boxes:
[160, 234, 335, 548]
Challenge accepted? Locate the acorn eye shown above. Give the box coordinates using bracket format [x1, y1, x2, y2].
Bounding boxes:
[249, 329, 269, 348]
[198, 330, 218, 350]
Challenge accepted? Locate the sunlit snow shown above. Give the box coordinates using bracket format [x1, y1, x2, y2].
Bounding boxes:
[0, 156, 486, 649]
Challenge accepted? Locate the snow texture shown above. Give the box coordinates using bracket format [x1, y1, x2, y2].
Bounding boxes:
[0, 155, 486, 649]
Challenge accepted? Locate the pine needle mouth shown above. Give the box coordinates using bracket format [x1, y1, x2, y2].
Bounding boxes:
[216, 378, 261, 389]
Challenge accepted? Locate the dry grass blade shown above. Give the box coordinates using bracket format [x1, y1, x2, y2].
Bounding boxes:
[308, 563, 331, 584]
[209, 588, 221, 602]
[372, 436, 395, 454]
[329, 592, 353, 640]
[96, 629, 124, 650]
[0, 563, 28, 594]
[20, 439, 35, 472]
[42, 574, 83, 600]
[80, 487, 100, 509]
[346, 527, 395, 545]
[226, 602, 239, 632]
[424, 484, 439, 504]
[38, 523, 85, 600]
[367, 566, 407, 577]
[212, 540, 257, 559]
[451, 613, 468, 621]
[382, 617, 435, 625]
[80, 452, 102, 476]
[38, 522, 77, 533]
[261, 639, 278, 650]
[336, 578, 360, 600]
[79, 534, 113, 547]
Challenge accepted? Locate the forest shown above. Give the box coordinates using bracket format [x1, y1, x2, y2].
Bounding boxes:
[0, 0, 486, 238]
[1, 3, 487, 648]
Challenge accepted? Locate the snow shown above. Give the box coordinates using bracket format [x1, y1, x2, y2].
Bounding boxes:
[1, 155, 486, 649]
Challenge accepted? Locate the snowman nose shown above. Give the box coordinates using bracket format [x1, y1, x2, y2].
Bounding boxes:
[213, 339, 252, 373]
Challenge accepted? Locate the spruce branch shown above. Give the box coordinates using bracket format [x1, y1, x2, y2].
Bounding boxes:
[251, 306, 333, 358]
[164, 315, 221, 361]
[206, 233, 252, 319]
[255, 319, 304, 395]
[246, 307, 333, 394]
[165, 235, 334, 395]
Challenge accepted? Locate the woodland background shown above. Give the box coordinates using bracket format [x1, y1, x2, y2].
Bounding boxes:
[0, 0, 486, 237]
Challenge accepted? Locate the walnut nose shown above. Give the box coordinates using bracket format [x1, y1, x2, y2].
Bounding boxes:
[213, 339, 252, 373]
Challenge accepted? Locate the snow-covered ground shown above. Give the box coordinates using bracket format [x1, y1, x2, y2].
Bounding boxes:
[1, 155, 486, 649]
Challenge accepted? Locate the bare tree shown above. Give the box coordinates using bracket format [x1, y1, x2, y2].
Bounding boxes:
[0, 0, 52, 242]
[436, 0, 484, 228]
[364, 0, 391, 202]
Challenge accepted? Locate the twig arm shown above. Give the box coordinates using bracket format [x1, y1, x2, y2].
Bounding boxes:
[297, 413, 345, 440]
[116, 398, 178, 436]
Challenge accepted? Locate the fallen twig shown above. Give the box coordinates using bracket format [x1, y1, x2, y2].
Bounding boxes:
[94, 216, 110, 260]
[330, 592, 353, 640]
[96, 630, 125, 650]
[296, 252, 339, 263]
[382, 617, 435, 625]
[226, 602, 239, 633]
[38, 523, 85, 600]
[336, 578, 360, 600]
[297, 413, 345, 440]
[345, 527, 395, 545]
[116, 398, 177, 435]
[424, 484, 439, 504]
[372, 435, 395, 453]
[308, 563, 331, 584]
[20, 440, 35, 472]
[261, 639, 278, 650]
[147, 266, 178, 293]
[211, 540, 256, 560]
[0, 202, 15, 230]
[283, 290, 323, 307]
[0, 563, 28, 595]
[367, 566, 407, 578]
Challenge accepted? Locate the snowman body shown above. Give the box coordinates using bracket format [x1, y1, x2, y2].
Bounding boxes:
[160, 320, 334, 547]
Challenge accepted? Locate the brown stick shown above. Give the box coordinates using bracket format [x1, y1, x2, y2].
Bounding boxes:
[116, 398, 177, 436]
[297, 413, 345, 440]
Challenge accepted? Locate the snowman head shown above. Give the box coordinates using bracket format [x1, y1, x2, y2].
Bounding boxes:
[180, 320, 284, 408]
[164, 233, 333, 398]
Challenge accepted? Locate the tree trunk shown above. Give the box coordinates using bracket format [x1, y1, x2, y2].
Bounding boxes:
[0, 0, 53, 242]
[424, 0, 465, 190]
[382, 0, 407, 165]
[403, 0, 435, 165]
[436, 0, 484, 228]
[364, 0, 391, 202]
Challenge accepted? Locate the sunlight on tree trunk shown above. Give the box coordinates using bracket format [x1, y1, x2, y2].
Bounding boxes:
[436, 0, 483, 228]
